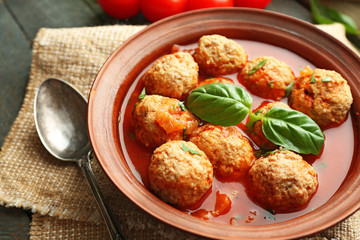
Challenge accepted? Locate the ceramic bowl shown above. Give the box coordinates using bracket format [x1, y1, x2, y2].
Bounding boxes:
[88, 8, 360, 239]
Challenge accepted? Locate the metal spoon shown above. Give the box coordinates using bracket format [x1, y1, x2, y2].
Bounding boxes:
[34, 78, 126, 240]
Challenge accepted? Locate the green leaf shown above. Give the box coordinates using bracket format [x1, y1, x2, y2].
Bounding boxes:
[321, 76, 333, 82]
[186, 83, 252, 126]
[262, 107, 324, 155]
[310, 0, 360, 35]
[285, 81, 294, 97]
[310, 72, 316, 84]
[179, 101, 186, 111]
[182, 128, 187, 140]
[268, 81, 274, 88]
[138, 88, 146, 100]
[248, 59, 267, 75]
[245, 111, 264, 131]
[182, 143, 202, 155]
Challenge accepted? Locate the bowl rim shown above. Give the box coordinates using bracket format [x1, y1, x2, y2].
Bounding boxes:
[88, 8, 360, 239]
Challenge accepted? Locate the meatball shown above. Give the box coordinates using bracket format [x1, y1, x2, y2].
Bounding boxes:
[190, 124, 255, 179]
[247, 102, 290, 150]
[132, 95, 199, 149]
[290, 67, 353, 128]
[249, 150, 318, 212]
[149, 140, 213, 207]
[143, 52, 199, 100]
[193, 34, 247, 76]
[239, 56, 295, 100]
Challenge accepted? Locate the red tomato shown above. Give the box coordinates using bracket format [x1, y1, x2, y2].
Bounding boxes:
[187, 0, 234, 11]
[97, 0, 140, 19]
[211, 191, 231, 217]
[234, 0, 272, 9]
[141, 0, 188, 22]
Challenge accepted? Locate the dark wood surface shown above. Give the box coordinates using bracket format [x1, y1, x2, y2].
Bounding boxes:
[0, 0, 358, 238]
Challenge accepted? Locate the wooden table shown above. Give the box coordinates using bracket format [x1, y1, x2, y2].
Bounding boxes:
[0, 0, 359, 238]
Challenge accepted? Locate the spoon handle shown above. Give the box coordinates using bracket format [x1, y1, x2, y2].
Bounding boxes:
[77, 151, 126, 240]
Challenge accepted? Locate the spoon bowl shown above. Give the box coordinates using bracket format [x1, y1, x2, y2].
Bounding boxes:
[34, 78, 90, 161]
[34, 78, 125, 240]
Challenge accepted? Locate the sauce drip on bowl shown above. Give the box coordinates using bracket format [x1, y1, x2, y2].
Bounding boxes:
[118, 40, 354, 225]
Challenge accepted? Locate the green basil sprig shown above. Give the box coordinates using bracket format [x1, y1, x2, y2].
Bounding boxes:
[310, 0, 360, 35]
[186, 83, 324, 155]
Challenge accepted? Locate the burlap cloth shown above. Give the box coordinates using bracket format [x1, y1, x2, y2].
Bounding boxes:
[0, 24, 359, 239]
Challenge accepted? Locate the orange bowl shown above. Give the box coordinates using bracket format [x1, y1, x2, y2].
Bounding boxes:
[88, 8, 360, 239]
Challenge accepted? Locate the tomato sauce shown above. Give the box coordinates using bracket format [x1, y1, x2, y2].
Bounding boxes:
[118, 40, 355, 225]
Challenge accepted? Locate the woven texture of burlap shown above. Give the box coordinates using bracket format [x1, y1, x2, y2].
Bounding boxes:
[0, 24, 358, 239]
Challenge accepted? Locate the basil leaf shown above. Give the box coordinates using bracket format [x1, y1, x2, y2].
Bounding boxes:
[246, 111, 264, 131]
[182, 143, 202, 155]
[186, 83, 252, 126]
[179, 101, 186, 111]
[310, 72, 316, 84]
[321, 76, 333, 82]
[285, 81, 294, 97]
[138, 88, 146, 100]
[182, 128, 187, 140]
[310, 0, 360, 35]
[268, 81, 274, 88]
[262, 107, 324, 155]
[248, 59, 267, 75]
